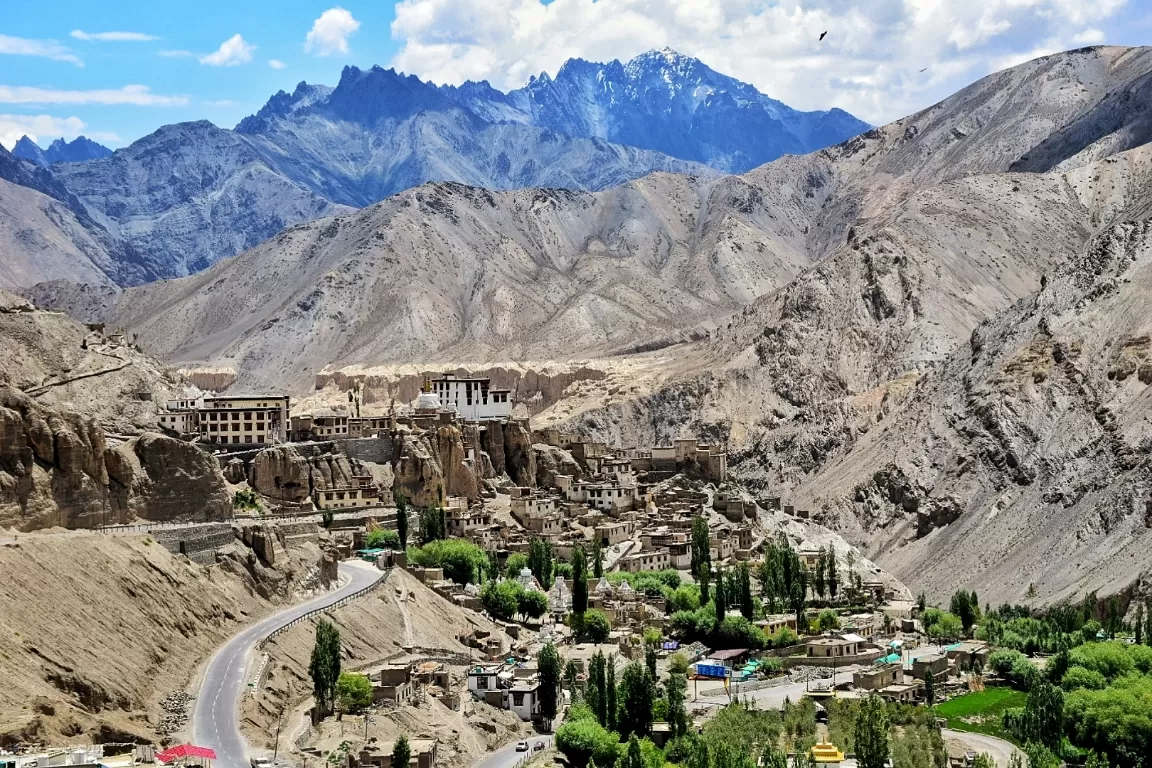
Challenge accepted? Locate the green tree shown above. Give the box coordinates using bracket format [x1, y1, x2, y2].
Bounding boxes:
[572, 545, 589, 619]
[480, 580, 522, 621]
[761, 747, 788, 768]
[668, 653, 690, 676]
[737, 562, 754, 621]
[587, 651, 606, 726]
[592, 537, 604, 578]
[606, 657, 618, 731]
[1012, 680, 1064, 751]
[335, 672, 373, 713]
[971, 755, 996, 768]
[916, 592, 927, 614]
[645, 644, 658, 679]
[698, 562, 711, 607]
[666, 672, 688, 738]
[518, 589, 549, 620]
[308, 618, 342, 714]
[624, 735, 643, 768]
[617, 661, 654, 739]
[817, 609, 840, 632]
[505, 552, 529, 578]
[1084, 752, 1111, 768]
[1021, 742, 1060, 768]
[825, 545, 838, 600]
[555, 715, 618, 768]
[528, 538, 555, 589]
[582, 609, 611, 642]
[538, 643, 562, 721]
[691, 515, 711, 577]
[814, 550, 827, 598]
[392, 735, 411, 768]
[951, 590, 976, 635]
[924, 669, 936, 707]
[1136, 604, 1145, 646]
[322, 508, 334, 529]
[395, 492, 409, 549]
[853, 694, 889, 768]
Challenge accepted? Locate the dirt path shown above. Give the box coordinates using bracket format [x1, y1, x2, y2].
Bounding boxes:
[393, 591, 415, 648]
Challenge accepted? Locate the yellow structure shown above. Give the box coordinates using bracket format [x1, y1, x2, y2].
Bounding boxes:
[811, 740, 845, 763]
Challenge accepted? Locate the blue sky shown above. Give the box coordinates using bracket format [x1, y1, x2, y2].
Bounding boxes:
[1, 0, 1148, 150]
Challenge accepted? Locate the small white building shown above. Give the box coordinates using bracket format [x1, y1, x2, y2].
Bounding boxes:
[505, 681, 541, 721]
[466, 665, 502, 697]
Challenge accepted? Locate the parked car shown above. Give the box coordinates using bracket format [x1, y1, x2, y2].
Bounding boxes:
[515, 742, 529, 752]
[533, 742, 545, 752]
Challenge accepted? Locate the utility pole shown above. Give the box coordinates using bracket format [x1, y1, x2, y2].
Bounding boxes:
[273, 705, 284, 760]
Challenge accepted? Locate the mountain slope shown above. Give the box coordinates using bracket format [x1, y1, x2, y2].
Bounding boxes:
[444, 48, 870, 173]
[106, 169, 826, 390]
[51, 121, 353, 279]
[13, 135, 113, 167]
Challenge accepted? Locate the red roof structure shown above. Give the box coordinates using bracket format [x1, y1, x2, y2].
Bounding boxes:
[156, 745, 218, 763]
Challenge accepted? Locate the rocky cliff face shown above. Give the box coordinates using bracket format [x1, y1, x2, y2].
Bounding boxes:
[0, 387, 230, 531]
[237, 443, 394, 504]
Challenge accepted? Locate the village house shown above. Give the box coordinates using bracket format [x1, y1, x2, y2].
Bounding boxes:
[314, 476, 387, 510]
[356, 739, 437, 768]
[619, 550, 671, 573]
[595, 520, 636, 546]
[368, 661, 416, 704]
[853, 663, 902, 691]
[912, 653, 951, 680]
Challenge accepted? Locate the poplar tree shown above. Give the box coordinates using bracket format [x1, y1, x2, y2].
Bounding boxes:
[309, 618, 342, 715]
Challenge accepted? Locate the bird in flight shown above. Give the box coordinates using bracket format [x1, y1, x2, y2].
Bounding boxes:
[919, 67, 928, 72]
[819, 31, 828, 41]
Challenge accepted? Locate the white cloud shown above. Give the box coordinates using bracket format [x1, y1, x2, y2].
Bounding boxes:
[0, 33, 82, 66]
[1072, 28, 1106, 44]
[71, 30, 159, 42]
[388, 0, 1127, 125]
[0, 114, 121, 151]
[305, 8, 361, 56]
[200, 34, 255, 66]
[158, 49, 193, 58]
[268, 59, 287, 69]
[0, 84, 189, 107]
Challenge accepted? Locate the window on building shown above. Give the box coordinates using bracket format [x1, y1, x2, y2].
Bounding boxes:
[476, 676, 488, 690]
[232, 436, 240, 444]
[232, 413, 240, 421]
[512, 693, 524, 707]
[245, 435, 252, 443]
[210, 412, 217, 421]
[244, 411, 252, 420]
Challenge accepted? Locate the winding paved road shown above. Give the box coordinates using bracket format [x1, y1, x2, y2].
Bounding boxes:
[191, 561, 384, 768]
[473, 737, 553, 768]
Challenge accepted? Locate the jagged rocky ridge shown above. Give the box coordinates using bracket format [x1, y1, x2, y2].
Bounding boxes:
[12, 136, 112, 167]
[1, 49, 864, 287]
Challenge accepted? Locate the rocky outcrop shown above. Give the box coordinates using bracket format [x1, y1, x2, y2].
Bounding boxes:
[0, 387, 229, 531]
[105, 433, 231, 523]
[244, 443, 394, 504]
[533, 443, 582, 489]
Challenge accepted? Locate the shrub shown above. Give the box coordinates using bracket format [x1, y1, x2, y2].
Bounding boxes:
[1069, 641, 1137, 681]
[365, 529, 399, 549]
[715, 616, 765, 650]
[766, 626, 799, 648]
[407, 540, 488, 584]
[233, 488, 260, 511]
[555, 717, 619, 768]
[1060, 666, 1107, 691]
[666, 585, 701, 613]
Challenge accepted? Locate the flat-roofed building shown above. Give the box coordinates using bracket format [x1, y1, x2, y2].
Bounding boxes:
[179, 394, 290, 446]
[429, 374, 513, 421]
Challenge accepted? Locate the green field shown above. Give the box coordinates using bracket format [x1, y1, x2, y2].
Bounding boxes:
[936, 687, 1027, 743]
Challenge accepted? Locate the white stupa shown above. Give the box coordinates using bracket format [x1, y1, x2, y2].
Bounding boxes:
[415, 381, 441, 413]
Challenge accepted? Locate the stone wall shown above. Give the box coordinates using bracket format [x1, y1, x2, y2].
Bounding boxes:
[336, 434, 395, 465]
[152, 523, 235, 564]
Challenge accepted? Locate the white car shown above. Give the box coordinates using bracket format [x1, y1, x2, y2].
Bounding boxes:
[515, 742, 529, 752]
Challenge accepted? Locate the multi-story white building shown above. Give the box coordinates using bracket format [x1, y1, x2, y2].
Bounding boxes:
[428, 374, 513, 421]
[161, 395, 290, 446]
